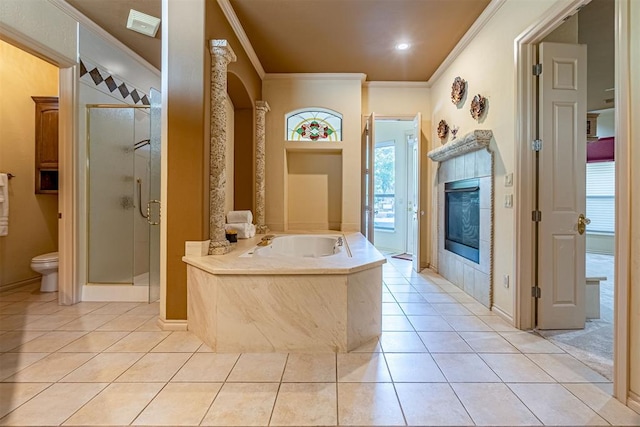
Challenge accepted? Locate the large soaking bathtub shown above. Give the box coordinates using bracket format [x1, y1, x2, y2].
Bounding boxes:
[182, 232, 385, 353]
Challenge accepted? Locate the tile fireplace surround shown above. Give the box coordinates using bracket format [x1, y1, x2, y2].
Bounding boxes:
[428, 130, 494, 308]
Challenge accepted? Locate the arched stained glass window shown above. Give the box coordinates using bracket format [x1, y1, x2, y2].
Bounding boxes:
[285, 108, 342, 141]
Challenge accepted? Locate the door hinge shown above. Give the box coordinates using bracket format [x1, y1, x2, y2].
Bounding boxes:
[533, 63, 542, 76]
[532, 210, 542, 222]
[531, 139, 543, 151]
[532, 286, 541, 298]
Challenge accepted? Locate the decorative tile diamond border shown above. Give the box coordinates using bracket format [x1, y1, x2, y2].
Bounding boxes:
[79, 58, 150, 105]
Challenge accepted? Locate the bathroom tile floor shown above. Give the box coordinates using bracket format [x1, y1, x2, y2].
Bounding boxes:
[1, 258, 639, 426]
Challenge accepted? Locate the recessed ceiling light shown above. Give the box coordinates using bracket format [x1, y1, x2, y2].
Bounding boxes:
[126, 9, 161, 38]
[395, 43, 410, 51]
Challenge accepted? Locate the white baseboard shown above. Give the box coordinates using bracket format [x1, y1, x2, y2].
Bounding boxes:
[157, 317, 188, 331]
[491, 304, 515, 326]
[82, 284, 149, 302]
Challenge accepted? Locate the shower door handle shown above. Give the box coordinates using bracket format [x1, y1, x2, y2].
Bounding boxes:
[147, 200, 161, 225]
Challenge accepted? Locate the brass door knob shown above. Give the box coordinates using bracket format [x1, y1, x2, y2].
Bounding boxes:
[578, 213, 591, 235]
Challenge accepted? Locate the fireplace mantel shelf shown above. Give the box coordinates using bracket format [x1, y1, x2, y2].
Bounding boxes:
[428, 129, 493, 163]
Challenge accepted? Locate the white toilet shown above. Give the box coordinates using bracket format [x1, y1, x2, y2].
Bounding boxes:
[30, 252, 59, 292]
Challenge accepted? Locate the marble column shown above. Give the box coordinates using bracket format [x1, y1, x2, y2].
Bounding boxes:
[208, 40, 236, 255]
[255, 100, 270, 234]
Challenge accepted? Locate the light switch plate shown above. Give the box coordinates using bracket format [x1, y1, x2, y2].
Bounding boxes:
[505, 173, 513, 187]
[504, 194, 513, 208]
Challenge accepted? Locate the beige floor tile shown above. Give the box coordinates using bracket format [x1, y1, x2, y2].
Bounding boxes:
[459, 331, 519, 352]
[282, 353, 336, 382]
[150, 331, 202, 352]
[477, 315, 520, 332]
[432, 353, 500, 382]
[382, 293, 397, 303]
[59, 331, 129, 352]
[172, 353, 239, 382]
[97, 314, 155, 331]
[90, 302, 142, 315]
[563, 383, 640, 426]
[104, 331, 170, 352]
[383, 278, 410, 286]
[462, 301, 494, 316]
[432, 303, 473, 316]
[450, 292, 481, 303]
[418, 331, 473, 352]
[0, 352, 49, 381]
[395, 383, 473, 426]
[392, 292, 427, 303]
[348, 337, 382, 352]
[500, 331, 565, 353]
[0, 330, 46, 352]
[116, 352, 191, 382]
[63, 382, 164, 426]
[337, 352, 391, 382]
[201, 382, 278, 426]
[0, 315, 45, 331]
[509, 383, 608, 425]
[337, 382, 405, 426]
[452, 383, 541, 426]
[421, 292, 458, 303]
[270, 382, 337, 426]
[385, 353, 446, 382]
[442, 315, 493, 331]
[381, 315, 414, 332]
[414, 283, 447, 293]
[227, 353, 287, 382]
[380, 331, 426, 352]
[19, 313, 79, 331]
[398, 302, 438, 316]
[135, 317, 163, 331]
[480, 353, 555, 382]
[55, 314, 119, 331]
[54, 301, 108, 316]
[0, 382, 50, 418]
[133, 382, 221, 426]
[382, 302, 405, 315]
[407, 315, 453, 331]
[61, 352, 144, 382]
[0, 382, 107, 426]
[125, 302, 159, 316]
[4, 352, 95, 382]
[12, 330, 87, 352]
[527, 353, 610, 383]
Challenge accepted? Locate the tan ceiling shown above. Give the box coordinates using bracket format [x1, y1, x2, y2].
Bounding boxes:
[64, 0, 491, 82]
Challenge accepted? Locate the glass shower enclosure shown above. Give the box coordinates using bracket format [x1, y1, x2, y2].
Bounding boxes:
[86, 89, 161, 302]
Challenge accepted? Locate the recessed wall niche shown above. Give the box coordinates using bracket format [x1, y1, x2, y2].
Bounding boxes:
[285, 149, 343, 231]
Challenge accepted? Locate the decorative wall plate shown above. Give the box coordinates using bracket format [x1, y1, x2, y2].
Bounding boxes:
[450, 76, 466, 105]
[437, 120, 449, 140]
[470, 94, 486, 120]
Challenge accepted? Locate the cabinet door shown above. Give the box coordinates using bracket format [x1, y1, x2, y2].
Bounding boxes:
[32, 96, 59, 193]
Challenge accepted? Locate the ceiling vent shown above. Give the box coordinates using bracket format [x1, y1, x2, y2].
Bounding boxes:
[126, 9, 160, 38]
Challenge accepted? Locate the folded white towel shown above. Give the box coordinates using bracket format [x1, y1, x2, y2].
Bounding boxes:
[0, 173, 8, 237]
[225, 223, 256, 239]
[227, 210, 253, 224]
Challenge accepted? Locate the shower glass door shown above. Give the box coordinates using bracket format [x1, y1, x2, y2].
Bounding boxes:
[88, 104, 159, 302]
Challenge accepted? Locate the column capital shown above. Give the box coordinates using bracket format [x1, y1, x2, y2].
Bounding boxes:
[209, 39, 237, 64]
[256, 100, 271, 113]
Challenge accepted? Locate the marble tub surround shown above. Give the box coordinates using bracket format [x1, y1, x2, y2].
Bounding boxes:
[429, 129, 494, 308]
[183, 232, 385, 352]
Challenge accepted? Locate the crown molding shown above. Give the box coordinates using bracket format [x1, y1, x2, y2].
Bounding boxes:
[265, 73, 367, 81]
[217, 0, 265, 79]
[48, 0, 160, 77]
[428, 0, 506, 85]
[364, 81, 430, 89]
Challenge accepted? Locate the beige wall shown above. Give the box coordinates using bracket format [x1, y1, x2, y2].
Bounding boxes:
[429, 0, 558, 318]
[0, 40, 59, 288]
[263, 75, 363, 232]
[628, 0, 640, 405]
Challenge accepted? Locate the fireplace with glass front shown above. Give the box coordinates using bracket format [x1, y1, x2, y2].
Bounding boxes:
[444, 178, 480, 263]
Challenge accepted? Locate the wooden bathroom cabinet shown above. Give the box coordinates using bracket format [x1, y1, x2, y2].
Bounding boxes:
[32, 96, 59, 194]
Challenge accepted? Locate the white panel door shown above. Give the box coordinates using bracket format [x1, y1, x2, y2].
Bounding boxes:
[362, 113, 375, 243]
[411, 113, 421, 273]
[537, 42, 587, 330]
